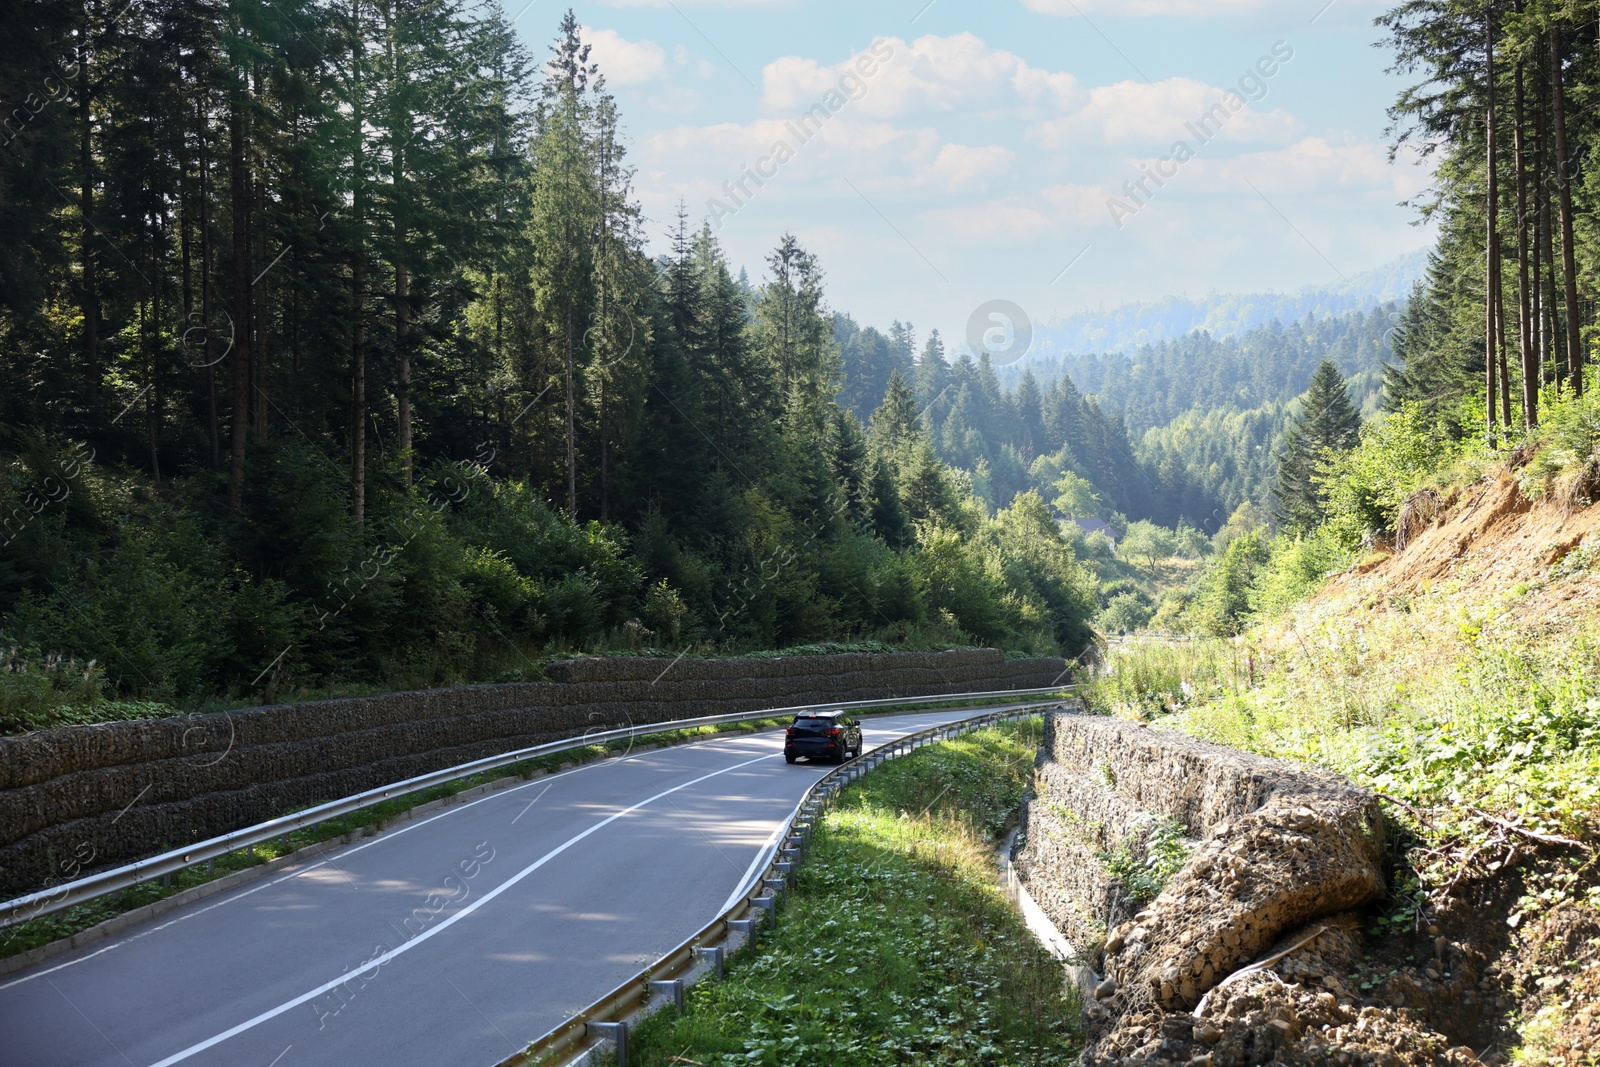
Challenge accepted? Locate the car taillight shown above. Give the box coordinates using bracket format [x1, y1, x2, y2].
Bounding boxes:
[785, 728, 795, 737]
[826, 727, 841, 738]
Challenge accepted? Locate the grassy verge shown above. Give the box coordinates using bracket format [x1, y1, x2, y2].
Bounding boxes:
[625, 719, 1084, 1067]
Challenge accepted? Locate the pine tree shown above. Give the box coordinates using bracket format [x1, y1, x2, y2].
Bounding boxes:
[1274, 359, 1362, 529]
[913, 328, 950, 416]
[527, 10, 598, 513]
[867, 368, 921, 457]
[1014, 369, 1046, 463]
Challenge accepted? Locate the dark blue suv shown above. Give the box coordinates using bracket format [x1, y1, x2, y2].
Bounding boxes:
[783, 712, 863, 764]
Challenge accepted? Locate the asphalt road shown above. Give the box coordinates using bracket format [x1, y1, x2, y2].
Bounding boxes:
[0, 707, 997, 1067]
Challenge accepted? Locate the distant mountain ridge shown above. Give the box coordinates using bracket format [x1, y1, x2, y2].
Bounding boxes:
[1022, 249, 1427, 358]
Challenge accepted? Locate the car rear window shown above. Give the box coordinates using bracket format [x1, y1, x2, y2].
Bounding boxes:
[790, 715, 835, 731]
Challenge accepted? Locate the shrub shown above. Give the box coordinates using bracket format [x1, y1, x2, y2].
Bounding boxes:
[640, 579, 688, 645]
[1119, 520, 1179, 566]
[0, 645, 105, 733]
[1248, 527, 1355, 620]
[1097, 592, 1154, 635]
[1320, 401, 1467, 547]
[1189, 530, 1270, 636]
[1521, 376, 1600, 495]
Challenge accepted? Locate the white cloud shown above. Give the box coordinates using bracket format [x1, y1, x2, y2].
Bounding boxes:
[921, 182, 1117, 247]
[1041, 184, 1115, 227]
[1030, 77, 1298, 149]
[581, 27, 667, 86]
[673, 44, 717, 79]
[932, 144, 1014, 193]
[1023, 0, 1270, 15]
[924, 200, 1057, 245]
[601, 0, 787, 5]
[762, 33, 1082, 120]
[643, 118, 938, 178]
[1188, 137, 1435, 199]
[1020, 0, 1386, 17]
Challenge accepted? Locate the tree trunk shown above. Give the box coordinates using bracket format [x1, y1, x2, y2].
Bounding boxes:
[228, 79, 250, 509]
[395, 179, 411, 485]
[148, 257, 163, 488]
[1544, 187, 1560, 387]
[1532, 76, 1548, 378]
[1513, 62, 1537, 427]
[597, 135, 610, 522]
[1551, 29, 1583, 395]
[199, 96, 219, 470]
[78, 30, 99, 416]
[397, 261, 411, 484]
[251, 128, 268, 442]
[566, 298, 577, 516]
[392, 21, 413, 487]
[1485, 9, 1500, 437]
[350, 0, 366, 525]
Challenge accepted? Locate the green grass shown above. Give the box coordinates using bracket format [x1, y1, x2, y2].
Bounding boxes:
[1088, 591, 1600, 916]
[625, 719, 1084, 1067]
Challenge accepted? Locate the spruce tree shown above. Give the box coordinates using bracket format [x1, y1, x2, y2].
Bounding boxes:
[1014, 369, 1046, 463]
[1273, 359, 1362, 529]
[868, 368, 922, 457]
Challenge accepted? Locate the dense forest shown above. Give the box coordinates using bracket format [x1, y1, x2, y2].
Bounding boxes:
[9, 0, 1593, 714]
[0, 2, 1104, 717]
[1014, 309, 1397, 516]
[833, 306, 1402, 534]
[1380, 0, 1594, 428]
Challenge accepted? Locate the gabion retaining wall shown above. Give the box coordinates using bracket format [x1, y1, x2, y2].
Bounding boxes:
[1016, 709, 1388, 1064]
[0, 649, 1064, 899]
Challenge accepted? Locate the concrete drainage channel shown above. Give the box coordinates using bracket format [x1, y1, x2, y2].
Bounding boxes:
[506, 701, 1069, 1067]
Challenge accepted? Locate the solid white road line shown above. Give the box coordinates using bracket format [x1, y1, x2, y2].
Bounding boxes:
[143, 751, 778, 1067]
[1, 729, 782, 993]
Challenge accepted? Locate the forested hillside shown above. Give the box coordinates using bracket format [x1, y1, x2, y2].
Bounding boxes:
[1014, 308, 1397, 516]
[833, 303, 1397, 535]
[0, 5, 1100, 719]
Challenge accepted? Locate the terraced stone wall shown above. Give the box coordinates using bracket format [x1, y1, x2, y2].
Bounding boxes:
[0, 649, 1065, 899]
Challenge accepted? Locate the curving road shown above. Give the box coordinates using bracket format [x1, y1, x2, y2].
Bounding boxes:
[0, 706, 1006, 1067]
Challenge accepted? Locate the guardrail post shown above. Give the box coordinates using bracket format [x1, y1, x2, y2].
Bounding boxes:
[587, 1021, 627, 1066]
[694, 945, 725, 980]
[762, 877, 786, 902]
[752, 895, 777, 928]
[648, 979, 685, 1012]
[728, 917, 758, 947]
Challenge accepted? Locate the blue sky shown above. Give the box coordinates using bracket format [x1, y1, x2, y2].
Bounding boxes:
[514, 0, 1436, 351]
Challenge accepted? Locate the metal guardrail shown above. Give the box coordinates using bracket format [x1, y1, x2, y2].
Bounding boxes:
[501, 698, 1070, 1067]
[0, 685, 1072, 930]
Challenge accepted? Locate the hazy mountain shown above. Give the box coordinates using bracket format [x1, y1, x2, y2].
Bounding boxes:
[1017, 250, 1425, 360]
